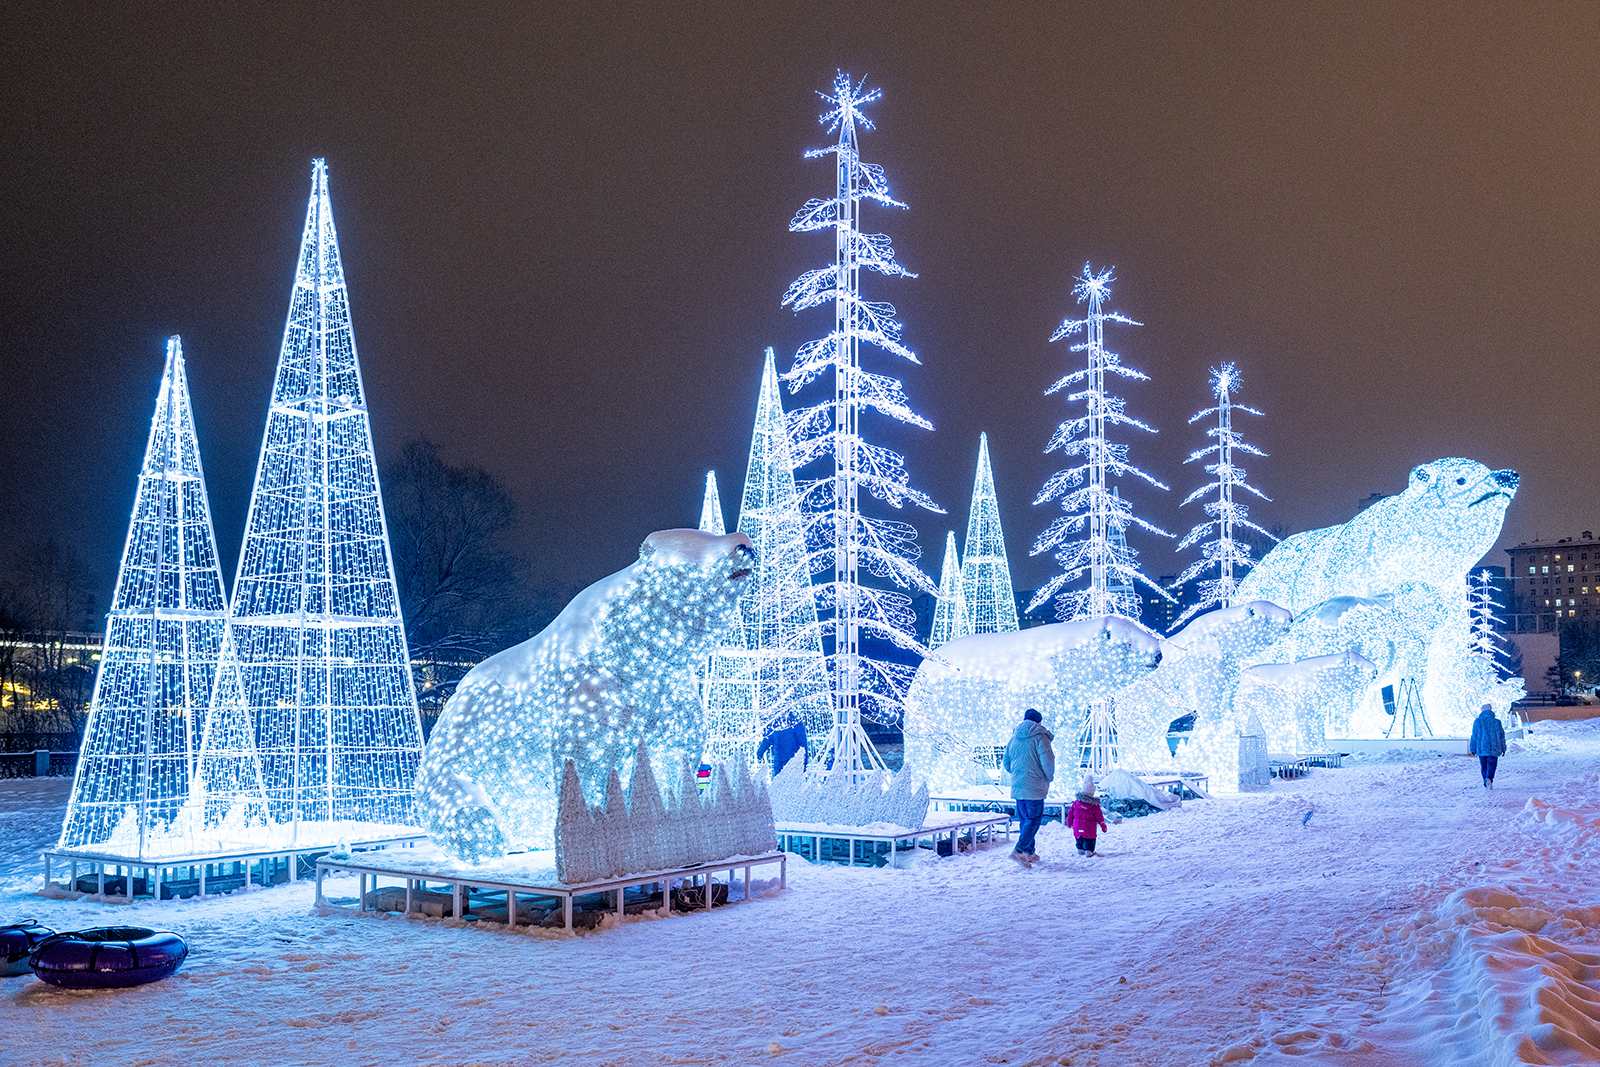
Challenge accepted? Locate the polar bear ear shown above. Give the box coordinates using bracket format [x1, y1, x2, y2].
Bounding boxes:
[1410, 464, 1431, 484]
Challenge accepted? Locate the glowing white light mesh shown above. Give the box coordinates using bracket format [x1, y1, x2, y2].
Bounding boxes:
[960, 433, 1019, 635]
[415, 531, 753, 863]
[698, 470, 726, 536]
[703, 351, 830, 766]
[227, 160, 423, 841]
[1173, 363, 1277, 629]
[782, 73, 942, 774]
[1237, 458, 1524, 737]
[929, 532, 970, 649]
[59, 337, 231, 855]
[1029, 264, 1172, 623]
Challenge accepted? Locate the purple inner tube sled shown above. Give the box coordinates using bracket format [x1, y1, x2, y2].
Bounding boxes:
[29, 927, 188, 989]
[2, 920, 56, 976]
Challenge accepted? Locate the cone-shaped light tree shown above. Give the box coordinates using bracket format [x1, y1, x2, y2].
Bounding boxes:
[703, 350, 830, 765]
[1029, 264, 1172, 622]
[930, 532, 970, 648]
[960, 433, 1019, 635]
[699, 471, 726, 535]
[60, 337, 232, 856]
[1172, 362, 1276, 629]
[781, 73, 942, 777]
[227, 160, 424, 841]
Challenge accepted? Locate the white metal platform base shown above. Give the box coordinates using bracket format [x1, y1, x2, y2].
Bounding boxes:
[314, 847, 787, 932]
[775, 811, 1012, 866]
[42, 834, 427, 903]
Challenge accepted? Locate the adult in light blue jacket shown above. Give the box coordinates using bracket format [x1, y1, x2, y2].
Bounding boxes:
[1468, 703, 1507, 788]
[1003, 709, 1055, 867]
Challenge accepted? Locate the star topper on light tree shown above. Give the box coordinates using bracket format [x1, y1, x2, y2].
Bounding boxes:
[1171, 362, 1277, 629]
[781, 72, 942, 779]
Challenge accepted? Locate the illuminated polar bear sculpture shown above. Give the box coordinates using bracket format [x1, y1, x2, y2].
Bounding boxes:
[1238, 457, 1523, 737]
[1111, 601, 1292, 772]
[902, 616, 1163, 793]
[415, 529, 754, 863]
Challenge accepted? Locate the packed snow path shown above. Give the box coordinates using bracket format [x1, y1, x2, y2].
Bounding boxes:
[4, 724, 1598, 1067]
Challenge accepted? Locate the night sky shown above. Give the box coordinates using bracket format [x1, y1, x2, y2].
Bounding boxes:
[4, 3, 1597, 618]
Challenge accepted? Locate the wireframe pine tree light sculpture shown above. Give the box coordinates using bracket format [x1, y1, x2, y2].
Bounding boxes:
[1030, 264, 1172, 623]
[1172, 363, 1277, 629]
[961, 433, 1019, 635]
[930, 532, 970, 648]
[1468, 569, 1509, 672]
[227, 160, 423, 841]
[61, 337, 231, 856]
[782, 73, 941, 778]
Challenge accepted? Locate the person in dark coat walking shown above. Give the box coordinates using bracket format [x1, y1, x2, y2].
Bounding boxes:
[1002, 708, 1055, 868]
[757, 715, 808, 775]
[1469, 703, 1507, 788]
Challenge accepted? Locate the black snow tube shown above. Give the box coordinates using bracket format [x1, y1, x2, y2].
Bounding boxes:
[2, 920, 55, 976]
[29, 927, 188, 989]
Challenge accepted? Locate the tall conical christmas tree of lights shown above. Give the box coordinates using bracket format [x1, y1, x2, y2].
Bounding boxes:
[1029, 264, 1172, 622]
[228, 160, 423, 841]
[699, 471, 726, 535]
[929, 532, 971, 648]
[1469, 569, 1509, 672]
[961, 433, 1019, 635]
[60, 337, 231, 856]
[782, 73, 942, 777]
[1172, 362, 1276, 628]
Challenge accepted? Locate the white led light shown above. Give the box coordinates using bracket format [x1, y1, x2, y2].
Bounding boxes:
[1030, 265, 1173, 623]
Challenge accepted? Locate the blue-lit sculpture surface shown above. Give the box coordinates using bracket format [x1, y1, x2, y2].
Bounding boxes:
[902, 616, 1163, 792]
[416, 530, 753, 864]
[1238, 457, 1524, 737]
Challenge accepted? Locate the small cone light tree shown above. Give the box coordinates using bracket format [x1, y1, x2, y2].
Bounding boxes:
[960, 433, 1019, 635]
[782, 73, 942, 779]
[699, 471, 727, 535]
[929, 532, 971, 648]
[1172, 363, 1276, 629]
[60, 337, 231, 857]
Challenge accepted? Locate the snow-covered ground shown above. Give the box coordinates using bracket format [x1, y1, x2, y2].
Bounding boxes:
[4, 724, 1599, 1067]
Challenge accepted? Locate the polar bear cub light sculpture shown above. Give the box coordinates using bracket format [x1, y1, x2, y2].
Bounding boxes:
[415, 529, 753, 863]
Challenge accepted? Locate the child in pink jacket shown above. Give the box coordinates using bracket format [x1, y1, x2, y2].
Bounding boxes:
[1066, 773, 1108, 856]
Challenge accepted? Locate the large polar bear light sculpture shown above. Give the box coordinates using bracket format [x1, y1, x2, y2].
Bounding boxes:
[415, 529, 753, 863]
[1237, 457, 1522, 737]
[902, 616, 1163, 792]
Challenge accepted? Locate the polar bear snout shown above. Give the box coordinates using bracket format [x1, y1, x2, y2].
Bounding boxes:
[728, 542, 756, 582]
[1492, 469, 1519, 492]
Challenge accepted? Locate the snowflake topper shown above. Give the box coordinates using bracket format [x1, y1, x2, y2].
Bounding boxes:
[818, 71, 881, 135]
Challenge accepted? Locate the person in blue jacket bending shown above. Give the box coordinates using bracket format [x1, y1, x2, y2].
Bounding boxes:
[758, 714, 808, 775]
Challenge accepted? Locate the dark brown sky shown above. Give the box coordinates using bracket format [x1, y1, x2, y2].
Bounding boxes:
[3, 2, 1597, 612]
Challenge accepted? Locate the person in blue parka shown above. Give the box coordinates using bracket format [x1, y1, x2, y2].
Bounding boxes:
[757, 714, 808, 775]
[1003, 708, 1055, 868]
[1469, 703, 1507, 788]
